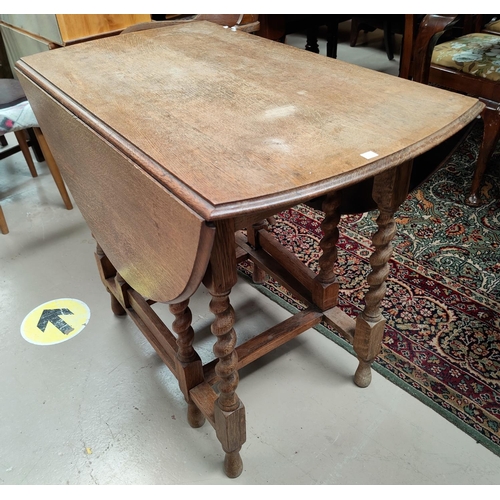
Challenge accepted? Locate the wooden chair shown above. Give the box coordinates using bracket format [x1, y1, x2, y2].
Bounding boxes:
[1, 80, 39, 175]
[350, 14, 405, 61]
[1, 78, 73, 234]
[460, 14, 500, 35]
[411, 14, 500, 206]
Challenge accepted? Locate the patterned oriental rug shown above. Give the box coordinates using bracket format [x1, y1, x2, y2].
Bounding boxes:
[238, 121, 500, 457]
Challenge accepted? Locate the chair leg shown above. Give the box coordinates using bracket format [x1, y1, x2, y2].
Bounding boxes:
[33, 127, 73, 210]
[305, 20, 320, 54]
[383, 20, 395, 60]
[14, 130, 38, 177]
[0, 205, 9, 234]
[350, 17, 360, 46]
[326, 16, 339, 58]
[350, 18, 376, 47]
[466, 106, 500, 206]
[26, 127, 45, 162]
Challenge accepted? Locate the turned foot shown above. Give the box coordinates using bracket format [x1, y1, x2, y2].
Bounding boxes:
[187, 402, 205, 428]
[110, 293, 126, 316]
[224, 449, 243, 478]
[465, 192, 481, 207]
[354, 360, 372, 388]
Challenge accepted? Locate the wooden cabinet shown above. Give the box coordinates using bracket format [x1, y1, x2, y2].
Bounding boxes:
[0, 14, 151, 75]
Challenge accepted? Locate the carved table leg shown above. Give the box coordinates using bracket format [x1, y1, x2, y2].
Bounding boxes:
[204, 219, 246, 478]
[466, 105, 500, 207]
[170, 300, 205, 428]
[354, 205, 394, 387]
[95, 242, 126, 316]
[0, 205, 9, 234]
[109, 290, 126, 315]
[247, 219, 268, 284]
[113, 273, 131, 314]
[313, 192, 341, 310]
[210, 290, 245, 478]
[354, 162, 412, 387]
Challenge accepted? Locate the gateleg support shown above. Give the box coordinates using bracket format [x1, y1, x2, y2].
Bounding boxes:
[313, 191, 341, 310]
[174, 356, 206, 428]
[110, 292, 127, 316]
[247, 219, 268, 284]
[170, 299, 206, 428]
[311, 279, 339, 311]
[113, 273, 131, 311]
[94, 241, 126, 315]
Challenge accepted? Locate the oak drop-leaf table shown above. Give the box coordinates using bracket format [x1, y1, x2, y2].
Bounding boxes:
[16, 22, 483, 478]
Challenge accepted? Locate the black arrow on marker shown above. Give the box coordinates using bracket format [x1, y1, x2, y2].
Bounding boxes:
[37, 309, 75, 335]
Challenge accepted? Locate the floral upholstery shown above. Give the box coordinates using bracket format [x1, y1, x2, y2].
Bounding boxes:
[0, 101, 38, 135]
[431, 33, 500, 81]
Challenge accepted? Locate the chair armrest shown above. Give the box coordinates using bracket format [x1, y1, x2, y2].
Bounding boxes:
[412, 14, 461, 84]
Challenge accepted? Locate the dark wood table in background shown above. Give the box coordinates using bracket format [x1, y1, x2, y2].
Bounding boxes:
[16, 21, 482, 478]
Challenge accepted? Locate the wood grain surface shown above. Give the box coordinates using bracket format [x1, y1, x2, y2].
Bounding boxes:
[17, 21, 482, 220]
[18, 71, 215, 303]
[55, 14, 151, 42]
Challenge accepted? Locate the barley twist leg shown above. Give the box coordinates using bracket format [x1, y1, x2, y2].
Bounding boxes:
[312, 192, 341, 309]
[354, 163, 412, 388]
[95, 242, 126, 316]
[317, 192, 341, 284]
[170, 300, 205, 428]
[210, 290, 245, 478]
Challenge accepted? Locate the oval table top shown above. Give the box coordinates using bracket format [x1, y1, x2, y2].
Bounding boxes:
[16, 21, 483, 221]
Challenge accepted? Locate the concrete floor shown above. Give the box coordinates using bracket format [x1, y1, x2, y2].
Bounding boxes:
[1, 22, 500, 485]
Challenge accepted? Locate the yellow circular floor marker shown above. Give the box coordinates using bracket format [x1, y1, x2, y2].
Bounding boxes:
[21, 298, 90, 345]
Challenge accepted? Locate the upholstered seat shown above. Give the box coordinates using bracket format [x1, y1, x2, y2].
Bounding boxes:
[431, 33, 500, 81]
[411, 16, 500, 206]
[1, 79, 73, 234]
[1, 80, 39, 177]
